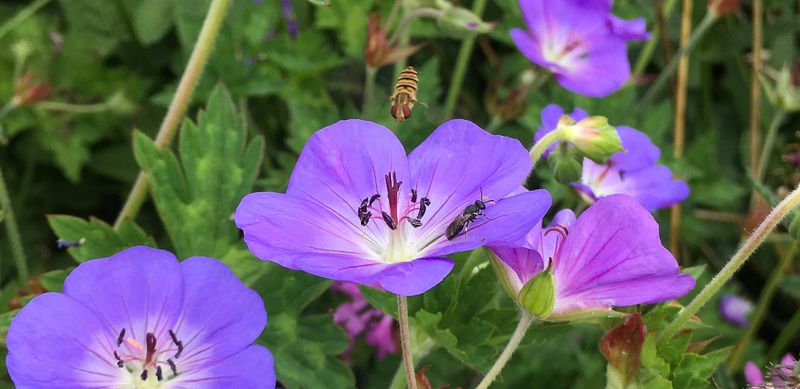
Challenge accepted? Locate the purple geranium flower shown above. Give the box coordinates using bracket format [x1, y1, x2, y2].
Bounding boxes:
[510, 0, 650, 97]
[489, 195, 695, 320]
[6, 246, 275, 388]
[719, 294, 754, 327]
[332, 283, 397, 359]
[535, 104, 689, 211]
[235, 119, 551, 296]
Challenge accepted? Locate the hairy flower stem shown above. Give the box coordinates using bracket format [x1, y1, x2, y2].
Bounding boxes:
[754, 110, 787, 182]
[442, 0, 488, 119]
[0, 165, 29, 291]
[0, 0, 51, 41]
[636, 12, 717, 111]
[728, 241, 797, 369]
[113, 0, 231, 230]
[659, 183, 800, 341]
[475, 312, 534, 389]
[397, 296, 418, 389]
[528, 129, 564, 168]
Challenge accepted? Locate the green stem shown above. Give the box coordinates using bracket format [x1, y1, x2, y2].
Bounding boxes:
[397, 295, 418, 389]
[637, 12, 718, 110]
[113, 0, 232, 229]
[362, 66, 377, 116]
[768, 305, 800, 360]
[442, 0, 488, 119]
[36, 100, 113, 114]
[475, 312, 534, 389]
[0, 164, 28, 291]
[0, 0, 52, 41]
[528, 129, 564, 168]
[0, 102, 16, 118]
[754, 110, 787, 182]
[659, 182, 800, 341]
[387, 7, 443, 45]
[728, 241, 798, 369]
[389, 338, 434, 389]
[631, 0, 679, 79]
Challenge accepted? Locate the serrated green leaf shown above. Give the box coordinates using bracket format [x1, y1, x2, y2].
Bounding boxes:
[134, 85, 264, 260]
[253, 264, 354, 388]
[133, 0, 174, 45]
[47, 215, 156, 262]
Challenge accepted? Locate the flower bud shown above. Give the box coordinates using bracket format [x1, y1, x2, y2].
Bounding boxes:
[11, 71, 50, 107]
[518, 262, 555, 318]
[708, 0, 741, 17]
[760, 64, 800, 112]
[599, 313, 646, 388]
[560, 115, 624, 164]
[548, 146, 583, 184]
[436, 5, 495, 39]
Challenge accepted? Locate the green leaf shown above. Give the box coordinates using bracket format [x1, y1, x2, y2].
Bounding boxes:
[133, 85, 264, 260]
[37, 268, 74, 293]
[57, 0, 130, 56]
[47, 215, 156, 262]
[308, 0, 332, 6]
[133, 0, 174, 45]
[253, 264, 354, 388]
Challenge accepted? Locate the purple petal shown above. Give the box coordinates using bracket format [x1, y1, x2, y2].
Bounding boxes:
[554, 33, 631, 97]
[510, 28, 550, 69]
[373, 257, 455, 296]
[488, 246, 543, 292]
[169, 345, 276, 388]
[426, 189, 552, 257]
[517, 0, 607, 42]
[540, 209, 576, 261]
[172, 257, 267, 373]
[365, 314, 398, 359]
[582, 163, 689, 211]
[7, 293, 128, 387]
[61, 246, 184, 344]
[744, 361, 764, 386]
[611, 126, 661, 172]
[553, 195, 695, 313]
[406, 120, 532, 247]
[608, 16, 651, 41]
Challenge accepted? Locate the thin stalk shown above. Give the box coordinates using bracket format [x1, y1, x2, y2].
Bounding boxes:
[754, 110, 787, 182]
[728, 242, 798, 369]
[0, 165, 28, 291]
[768, 306, 800, 360]
[637, 12, 718, 111]
[528, 129, 564, 169]
[475, 312, 534, 389]
[0, 0, 52, 41]
[36, 100, 114, 114]
[442, 0, 488, 119]
[362, 66, 377, 115]
[659, 183, 800, 341]
[669, 0, 693, 257]
[389, 338, 435, 389]
[386, 0, 404, 31]
[387, 7, 443, 45]
[113, 0, 232, 229]
[748, 0, 764, 173]
[398, 296, 418, 389]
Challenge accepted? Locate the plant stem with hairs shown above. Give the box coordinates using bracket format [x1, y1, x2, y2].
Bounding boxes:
[0, 165, 29, 291]
[755, 110, 787, 182]
[113, 0, 232, 229]
[475, 312, 534, 389]
[659, 183, 800, 341]
[398, 296, 418, 389]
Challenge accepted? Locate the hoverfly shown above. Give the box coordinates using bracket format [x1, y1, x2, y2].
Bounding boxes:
[390, 66, 418, 122]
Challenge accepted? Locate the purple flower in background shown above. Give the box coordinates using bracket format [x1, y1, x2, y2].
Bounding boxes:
[719, 294, 754, 327]
[6, 246, 275, 388]
[280, 0, 298, 38]
[745, 354, 799, 388]
[510, 0, 650, 97]
[235, 119, 551, 296]
[489, 195, 695, 320]
[535, 104, 689, 211]
[332, 283, 397, 359]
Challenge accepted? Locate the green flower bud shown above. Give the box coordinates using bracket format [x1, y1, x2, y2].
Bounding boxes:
[549, 145, 583, 184]
[436, 5, 494, 39]
[518, 263, 555, 318]
[560, 115, 624, 164]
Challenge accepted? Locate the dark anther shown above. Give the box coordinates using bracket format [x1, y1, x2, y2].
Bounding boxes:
[168, 359, 178, 376]
[169, 329, 183, 359]
[140, 369, 148, 381]
[408, 218, 422, 228]
[113, 351, 124, 368]
[368, 194, 381, 205]
[156, 366, 163, 381]
[359, 212, 372, 226]
[411, 189, 418, 203]
[416, 197, 430, 220]
[145, 332, 157, 364]
[381, 211, 397, 230]
[116, 328, 126, 347]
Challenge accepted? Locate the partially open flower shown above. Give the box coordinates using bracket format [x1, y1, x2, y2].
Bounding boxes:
[6, 246, 275, 388]
[489, 195, 695, 321]
[365, 14, 421, 69]
[236, 119, 551, 296]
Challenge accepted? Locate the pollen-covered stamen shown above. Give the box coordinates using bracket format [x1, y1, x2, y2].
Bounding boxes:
[117, 328, 126, 347]
[111, 328, 184, 382]
[168, 359, 178, 376]
[156, 366, 163, 381]
[381, 211, 397, 230]
[168, 329, 183, 359]
[114, 351, 124, 368]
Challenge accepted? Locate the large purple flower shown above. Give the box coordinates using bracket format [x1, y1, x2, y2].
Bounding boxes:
[535, 104, 689, 211]
[510, 0, 650, 97]
[235, 119, 551, 296]
[489, 195, 695, 320]
[6, 246, 275, 388]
